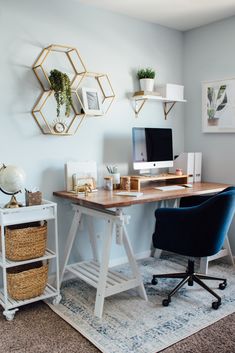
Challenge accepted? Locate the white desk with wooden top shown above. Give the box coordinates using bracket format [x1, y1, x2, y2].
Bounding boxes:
[54, 182, 233, 318]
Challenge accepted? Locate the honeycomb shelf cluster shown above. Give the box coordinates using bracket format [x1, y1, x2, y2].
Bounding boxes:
[32, 44, 115, 135]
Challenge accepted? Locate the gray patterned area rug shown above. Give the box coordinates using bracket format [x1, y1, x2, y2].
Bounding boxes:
[48, 256, 235, 353]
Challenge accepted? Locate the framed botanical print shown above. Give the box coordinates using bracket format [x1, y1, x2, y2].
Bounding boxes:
[202, 78, 235, 133]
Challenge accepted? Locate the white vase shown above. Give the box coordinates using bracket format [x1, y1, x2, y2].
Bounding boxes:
[140, 78, 154, 92]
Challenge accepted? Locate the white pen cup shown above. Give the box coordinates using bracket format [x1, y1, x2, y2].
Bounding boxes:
[112, 173, 120, 189]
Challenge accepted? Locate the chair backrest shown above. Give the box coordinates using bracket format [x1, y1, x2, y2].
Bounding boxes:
[180, 186, 235, 208]
[220, 186, 235, 193]
[201, 190, 235, 256]
[153, 189, 235, 257]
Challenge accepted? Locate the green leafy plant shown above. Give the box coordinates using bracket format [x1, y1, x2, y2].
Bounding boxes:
[137, 68, 155, 80]
[48, 69, 72, 117]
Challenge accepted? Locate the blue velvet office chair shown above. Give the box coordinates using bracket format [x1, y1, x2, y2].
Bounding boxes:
[151, 187, 235, 310]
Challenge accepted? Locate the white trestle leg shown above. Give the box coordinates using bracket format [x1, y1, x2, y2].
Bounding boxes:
[60, 205, 147, 318]
[94, 220, 114, 318]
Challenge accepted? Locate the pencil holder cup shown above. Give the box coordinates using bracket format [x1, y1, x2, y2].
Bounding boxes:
[25, 191, 42, 206]
[112, 173, 120, 189]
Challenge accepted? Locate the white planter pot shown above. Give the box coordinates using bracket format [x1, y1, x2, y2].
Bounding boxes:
[140, 78, 154, 92]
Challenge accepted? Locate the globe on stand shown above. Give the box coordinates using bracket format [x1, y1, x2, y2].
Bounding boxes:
[0, 164, 26, 208]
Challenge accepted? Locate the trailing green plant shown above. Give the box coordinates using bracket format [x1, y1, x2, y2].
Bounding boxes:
[137, 68, 156, 80]
[48, 69, 72, 117]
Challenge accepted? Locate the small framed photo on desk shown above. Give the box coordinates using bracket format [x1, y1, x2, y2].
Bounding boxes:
[82, 87, 103, 116]
[73, 176, 96, 191]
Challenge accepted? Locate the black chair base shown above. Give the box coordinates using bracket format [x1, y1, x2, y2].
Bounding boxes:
[151, 259, 227, 310]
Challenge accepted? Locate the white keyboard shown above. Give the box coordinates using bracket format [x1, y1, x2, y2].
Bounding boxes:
[155, 185, 185, 191]
[115, 191, 143, 197]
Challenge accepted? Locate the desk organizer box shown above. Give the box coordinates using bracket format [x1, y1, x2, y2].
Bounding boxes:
[5, 221, 47, 261]
[25, 191, 42, 206]
[7, 261, 48, 300]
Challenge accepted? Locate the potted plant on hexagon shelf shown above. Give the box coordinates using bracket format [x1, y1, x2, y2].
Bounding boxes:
[48, 69, 72, 117]
[137, 67, 156, 92]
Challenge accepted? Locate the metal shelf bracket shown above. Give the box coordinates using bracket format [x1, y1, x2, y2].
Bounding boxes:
[163, 101, 176, 120]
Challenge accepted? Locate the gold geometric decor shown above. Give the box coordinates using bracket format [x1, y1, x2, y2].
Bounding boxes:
[78, 72, 115, 116]
[32, 91, 85, 136]
[32, 44, 115, 136]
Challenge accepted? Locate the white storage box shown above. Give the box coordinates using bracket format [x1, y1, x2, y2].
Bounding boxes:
[157, 84, 184, 101]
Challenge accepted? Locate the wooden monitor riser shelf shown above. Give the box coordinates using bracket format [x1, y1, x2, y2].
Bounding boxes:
[130, 173, 188, 191]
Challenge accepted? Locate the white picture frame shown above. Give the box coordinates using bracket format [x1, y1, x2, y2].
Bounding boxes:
[82, 87, 103, 116]
[202, 78, 235, 133]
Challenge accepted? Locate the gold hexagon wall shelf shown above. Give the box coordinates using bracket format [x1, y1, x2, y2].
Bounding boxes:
[77, 72, 115, 116]
[32, 44, 115, 135]
[32, 91, 85, 135]
[33, 44, 87, 91]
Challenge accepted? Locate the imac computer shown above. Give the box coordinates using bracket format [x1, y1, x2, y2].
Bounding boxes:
[132, 127, 173, 173]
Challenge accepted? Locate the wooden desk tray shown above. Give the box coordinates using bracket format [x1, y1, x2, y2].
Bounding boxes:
[130, 173, 188, 191]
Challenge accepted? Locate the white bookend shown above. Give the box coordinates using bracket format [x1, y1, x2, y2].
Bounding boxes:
[157, 83, 184, 101]
[194, 152, 202, 182]
[169, 152, 195, 183]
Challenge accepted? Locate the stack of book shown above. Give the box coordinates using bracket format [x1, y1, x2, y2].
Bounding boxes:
[133, 91, 162, 97]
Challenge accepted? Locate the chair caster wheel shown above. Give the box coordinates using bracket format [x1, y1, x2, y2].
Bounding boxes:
[162, 298, 170, 307]
[151, 277, 158, 285]
[219, 282, 227, 290]
[188, 279, 193, 286]
[212, 301, 221, 310]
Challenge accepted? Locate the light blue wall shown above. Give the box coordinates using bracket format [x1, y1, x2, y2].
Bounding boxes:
[183, 16, 235, 252]
[0, 0, 184, 263]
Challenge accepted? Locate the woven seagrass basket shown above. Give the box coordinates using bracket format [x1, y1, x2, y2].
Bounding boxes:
[5, 221, 47, 261]
[7, 261, 48, 300]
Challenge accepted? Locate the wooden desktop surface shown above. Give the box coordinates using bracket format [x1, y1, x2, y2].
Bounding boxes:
[53, 182, 230, 210]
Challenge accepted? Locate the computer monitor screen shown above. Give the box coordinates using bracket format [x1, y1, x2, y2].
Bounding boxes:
[132, 127, 173, 171]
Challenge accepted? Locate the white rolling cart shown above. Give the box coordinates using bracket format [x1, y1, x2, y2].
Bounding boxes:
[0, 200, 61, 320]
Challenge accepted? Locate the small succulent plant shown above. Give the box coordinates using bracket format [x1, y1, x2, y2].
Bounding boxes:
[137, 68, 156, 80]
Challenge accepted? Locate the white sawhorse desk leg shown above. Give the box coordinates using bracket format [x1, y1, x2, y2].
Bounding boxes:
[87, 220, 99, 262]
[122, 223, 147, 300]
[59, 207, 82, 285]
[60, 205, 147, 319]
[94, 216, 147, 318]
[94, 219, 113, 318]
